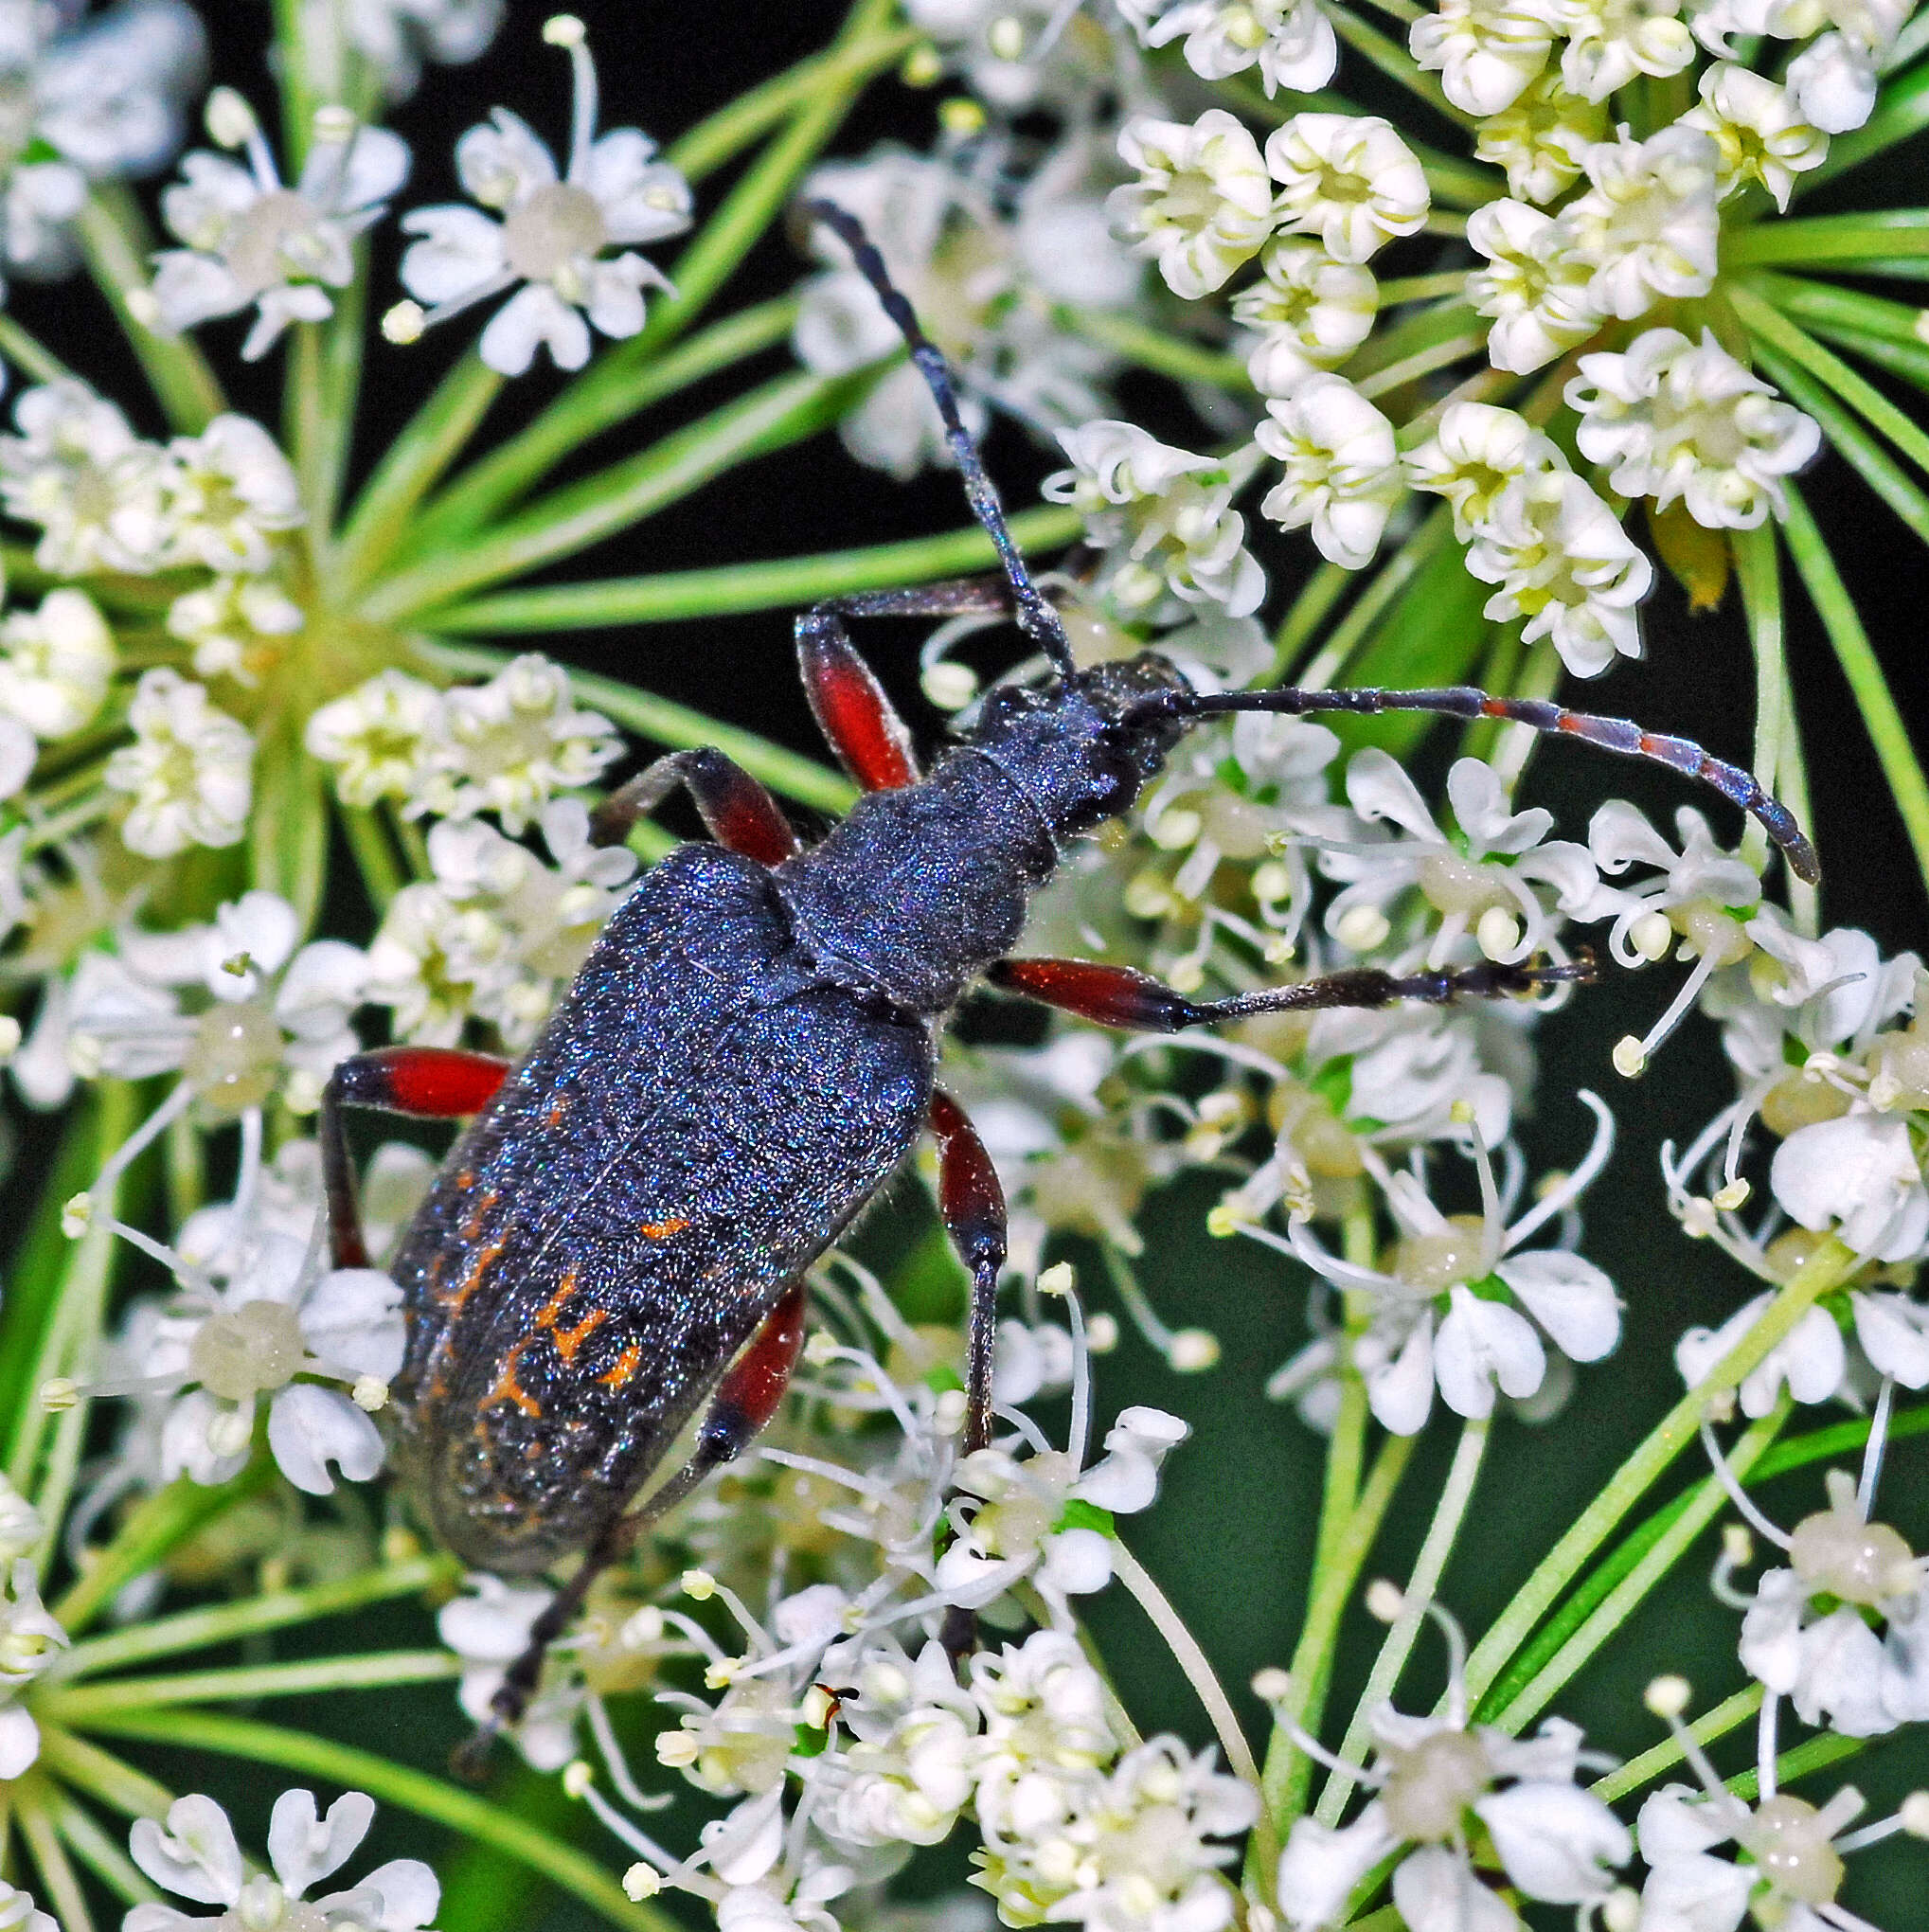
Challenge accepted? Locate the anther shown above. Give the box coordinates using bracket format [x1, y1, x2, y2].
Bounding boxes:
[623, 1866, 662, 1902]
[383, 301, 426, 344]
[1613, 1036, 1647, 1079]
[562, 1760, 595, 1798]
[1645, 1674, 1691, 1719]
[543, 12, 586, 45]
[205, 87, 257, 148]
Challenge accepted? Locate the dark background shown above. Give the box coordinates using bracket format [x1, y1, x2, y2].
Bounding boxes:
[11, 0, 1929, 1923]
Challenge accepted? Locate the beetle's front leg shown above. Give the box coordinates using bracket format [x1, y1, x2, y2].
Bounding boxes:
[591, 746, 802, 865]
[319, 1046, 511, 1268]
[987, 953, 1597, 1032]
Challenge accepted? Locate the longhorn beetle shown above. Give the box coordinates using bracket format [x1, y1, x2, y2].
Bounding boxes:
[320, 199, 1820, 1753]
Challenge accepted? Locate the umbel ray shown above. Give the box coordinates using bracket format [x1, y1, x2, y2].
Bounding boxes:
[318, 196, 1819, 1762]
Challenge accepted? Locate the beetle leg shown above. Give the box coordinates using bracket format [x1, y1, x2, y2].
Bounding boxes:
[591, 746, 801, 866]
[319, 1046, 511, 1268]
[796, 609, 923, 793]
[927, 1088, 1009, 1667]
[987, 953, 1598, 1031]
[473, 1279, 812, 1757]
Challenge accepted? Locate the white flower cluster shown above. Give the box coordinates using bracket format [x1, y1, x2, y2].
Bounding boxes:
[794, 134, 1139, 480]
[0, 1477, 64, 1780]
[305, 655, 620, 833]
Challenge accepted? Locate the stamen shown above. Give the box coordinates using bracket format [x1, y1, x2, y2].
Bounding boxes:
[1621, 948, 1726, 1077]
[1699, 1420, 1793, 1550]
[586, 1694, 673, 1813]
[1505, 1092, 1616, 1249]
[1642, 1677, 1751, 1825]
[543, 15, 600, 182]
[1858, 1377, 1895, 1521]
[1100, 1244, 1219, 1375]
[1759, 1690, 1779, 1802]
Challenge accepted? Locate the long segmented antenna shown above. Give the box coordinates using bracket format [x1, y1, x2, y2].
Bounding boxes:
[1127, 683, 1821, 885]
[805, 198, 1079, 682]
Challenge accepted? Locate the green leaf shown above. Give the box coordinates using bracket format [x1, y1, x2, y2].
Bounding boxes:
[66, 1709, 670, 1932]
[1059, 309, 1249, 389]
[426, 505, 1082, 633]
[1725, 207, 1929, 267]
[40, 1652, 462, 1720]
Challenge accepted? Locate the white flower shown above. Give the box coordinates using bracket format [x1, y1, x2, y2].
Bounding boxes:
[1110, 110, 1276, 298]
[334, 0, 505, 103]
[304, 669, 444, 807]
[362, 802, 634, 1047]
[1559, 124, 1720, 321]
[1280, 1097, 1620, 1433]
[1772, 1110, 1929, 1261]
[439, 1574, 585, 1769]
[0, 588, 115, 740]
[1558, 0, 1695, 99]
[1277, 1651, 1628, 1930]
[0, 1476, 40, 1563]
[1675, 1287, 1849, 1414]
[153, 94, 409, 359]
[936, 1405, 1189, 1608]
[1465, 468, 1652, 677]
[1735, 1470, 1929, 1735]
[1142, 0, 1339, 94]
[1319, 749, 1601, 967]
[1474, 70, 1609, 203]
[1681, 62, 1829, 207]
[1567, 328, 1819, 528]
[1265, 114, 1429, 263]
[1466, 196, 1600, 373]
[104, 669, 254, 857]
[1409, 0, 1561, 116]
[1779, 0, 1914, 133]
[129, 1787, 438, 1931]
[409, 653, 620, 832]
[1256, 374, 1402, 569]
[65, 889, 365, 1114]
[165, 414, 304, 571]
[0, 1880, 54, 1932]
[0, 1559, 66, 1779]
[396, 19, 690, 375]
[1231, 242, 1377, 396]
[0, 379, 174, 574]
[167, 573, 304, 684]
[902, 0, 1118, 114]
[1402, 401, 1567, 540]
[1044, 420, 1265, 617]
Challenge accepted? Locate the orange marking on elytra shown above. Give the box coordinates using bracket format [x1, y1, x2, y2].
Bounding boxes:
[551, 1307, 610, 1367]
[598, 1341, 644, 1387]
[484, 1351, 542, 1419]
[530, 1274, 580, 1330]
[638, 1215, 689, 1239]
[440, 1233, 508, 1310]
[545, 1100, 568, 1126]
[460, 1189, 500, 1242]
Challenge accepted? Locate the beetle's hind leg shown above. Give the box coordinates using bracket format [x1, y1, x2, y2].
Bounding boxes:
[986, 952, 1597, 1033]
[591, 746, 802, 866]
[458, 1278, 812, 1777]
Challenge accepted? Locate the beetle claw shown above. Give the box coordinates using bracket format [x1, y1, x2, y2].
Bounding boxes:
[450, 1721, 501, 1785]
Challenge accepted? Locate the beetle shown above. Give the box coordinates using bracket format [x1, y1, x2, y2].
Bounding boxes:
[319, 199, 1819, 1748]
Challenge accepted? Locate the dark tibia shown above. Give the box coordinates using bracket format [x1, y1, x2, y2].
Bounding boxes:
[1135, 685, 1820, 886]
[460, 1280, 811, 1773]
[591, 747, 801, 868]
[990, 953, 1597, 1032]
[803, 199, 1076, 681]
[812, 578, 1012, 621]
[319, 1046, 511, 1271]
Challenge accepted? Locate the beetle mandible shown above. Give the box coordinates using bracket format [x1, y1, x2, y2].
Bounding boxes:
[319, 198, 1820, 1748]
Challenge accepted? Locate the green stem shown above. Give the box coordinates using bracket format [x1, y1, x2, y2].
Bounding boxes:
[47, 1794, 157, 1909]
[1354, 330, 1486, 402]
[1733, 519, 1785, 873]
[399, 296, 798, 560]
[333, 350, 505, 591]
[1725, 209, 1929, 266]
[666, 27, 919, 182]
[1491, 1403, 1786, 1734]
[1060, 308, 1249, 388]
[40, 1652, 461, 1720]
[18, 1798, 94, 1932]
[427, 505, 1082, 633]
[1293, 506, 1455, 689]
[1458, 1238, 1858, 1711]
[33, 1727, 173, 1818]
[415, 644, 857, 814]
[1750, 341, 1929, 545]
[54, 1555, 455, 1680]
[1272, 561, 1353, 678]
[1318, 1418, 1490, 1824]
[1591, 1685, 1762, 1803]
[1781, 482, 1929, 903]
[71, 1709, 674, 1932]
[50, 1463, 279, 1637]
[1730, 282, 1929, 481]
[9, 1082, 136, 1530]
[287, 321, 330, 564]
[75, 188, 223, 433]
[0, 313, 74, 385]
[339, 802, 405, 912]
[366, 364, 883, 623]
